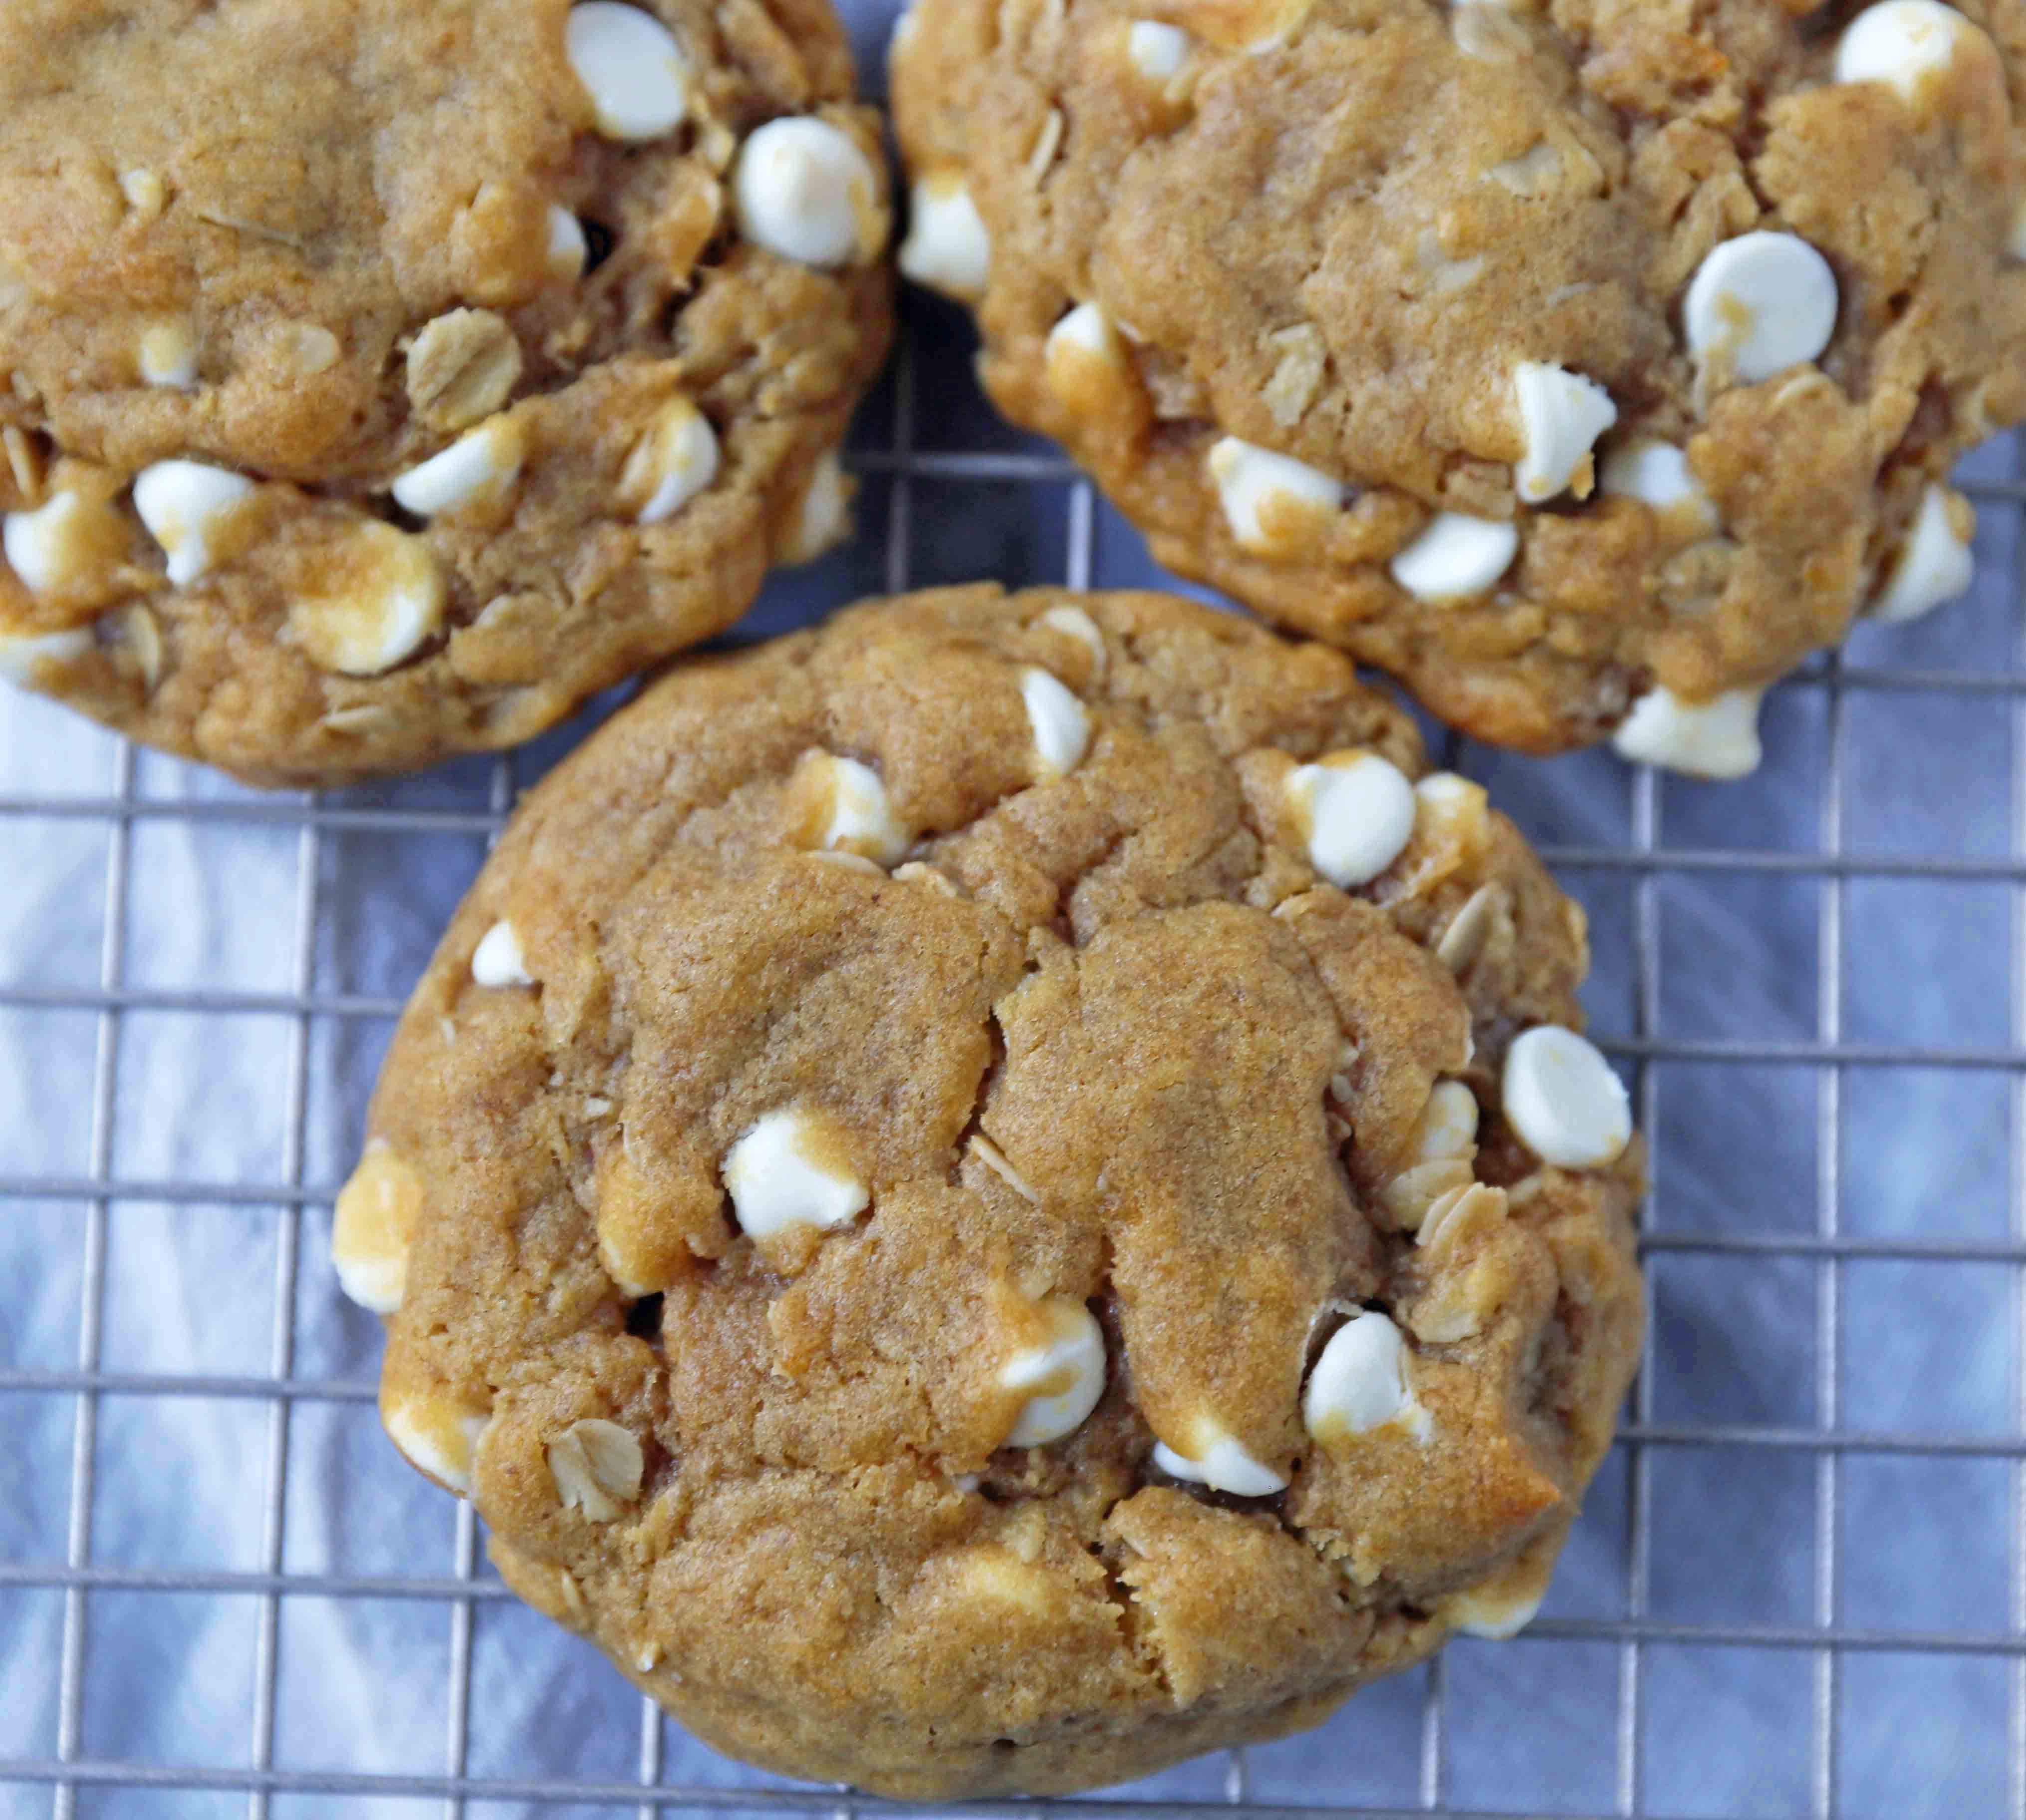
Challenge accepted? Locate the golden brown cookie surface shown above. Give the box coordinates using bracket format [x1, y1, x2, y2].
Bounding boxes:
[335, 586, 1643, 1800]
[0, 0, 890, 784]
[891, 0, 2026, 775]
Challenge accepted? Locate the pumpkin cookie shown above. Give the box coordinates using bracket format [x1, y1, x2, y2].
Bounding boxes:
[891, 0, 2026, 775]
[334, 586, 1643, 1798]
[0, 0, 890, 783]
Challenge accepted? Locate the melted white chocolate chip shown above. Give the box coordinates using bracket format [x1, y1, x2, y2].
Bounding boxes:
[1512, 362, 1616, 502]
[392, 417, 526, 519]
[287, 522, 445, 677]
[1389, 512, 1519, 603]
[384, 1393, 490, 1496]
[1152, 1423, 1288, 1497]
[1303, 1310, 1428, 1445]
[471, 920, 534, 988]
[722, 1105, 868, 1244]
[1207, 437, 1344, 554]
[621, 397, 720, 525]
[1502, 1025, 1631, 1169]
[331, 1138, 425, 1315]
[1684, 232, 1839, 386]
[1021, 667, 1091, 781]
[133, 459, 255, 586]
[898, 174, 991, 297]
[1284, 750, 1418, 889]
[1611, 685, 1765, 780]
[999, 1298, 1107, 1446]
[733, 117, 881, 269]
[565, 2, 690, 142]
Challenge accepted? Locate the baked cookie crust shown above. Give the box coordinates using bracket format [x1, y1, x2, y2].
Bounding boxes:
[0, 0, 890, 784]
[335, 586, 1643, 1799]
[892, 0, 2026, 776]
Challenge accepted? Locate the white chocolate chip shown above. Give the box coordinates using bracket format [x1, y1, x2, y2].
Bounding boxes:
[1871, 482, 1974, 624]
[139, 322, 198, 390]
[1683, 231, 1839, 386]
[1284, 750, 1418, 889]
[1512, 362, 1617, 503]
[1502, 1025, 1631, 1170]
[1611, 684, 1765, 780]
[1127, 19, 1191, 80]
[897, 174, 991, 298]
[733, 117, 879, 269]
[0, 628, 92, 689]
[803, 752, 912, 865]
[1835, 0, 1983, 105]
[384, 1395, 490, 1496]
[1598, 438, 1718, 534]
[1000, 1299, 1107, 1446]
[621, 397, 720, 525]
[392, 417, 527, 519]
[1152, 1425, 1288, 1497]
[1044, 302, 1130, 411]
[132, 459, 254, 586]
[287, 522, 444, 677]
[119, 168, 166, 219]
[888, 2, 919, 66]
[1039, 603, 1105, 673]
[782, 451, 853, 564]
[1302, 1310, 1424, 1445]
[331, 1138, 424, 1315]
[1389, 512, 1518, 603]
[3, 490, 127, 599]
[1414, 1081, 1480, 1161]
[471, 919, 534, 988]
[1021, 667, 1091, 781]
[722, 1105, 868, 1243]
[547, 1417, 645, 1522]
[565, 2, 691, 142]
[1445, 1577, 1545, 1639]
[546, 206, 590, 282]
[1207, 436, 1344, 554]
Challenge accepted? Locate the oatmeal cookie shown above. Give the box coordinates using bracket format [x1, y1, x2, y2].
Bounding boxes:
[891, 0, 2026, 775]
[333, 585, 1643, 1798]
[0, 0, 890, 784]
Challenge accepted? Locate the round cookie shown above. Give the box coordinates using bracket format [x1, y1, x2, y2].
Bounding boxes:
[332, 585, 1643, 1799]
[890, 0, 2026, 777]
[0, 0, 891, 785]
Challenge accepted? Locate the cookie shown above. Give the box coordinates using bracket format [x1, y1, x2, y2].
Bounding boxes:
[0, 0, 891, 785]
[332, 585, 1644, 1799]
[890, 0, 2026, 776]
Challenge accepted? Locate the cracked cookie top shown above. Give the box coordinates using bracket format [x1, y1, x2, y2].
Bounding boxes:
[338, 585, 1643, 1799]
[0, 0, 890, 784]
[891, 0, 2026, 777]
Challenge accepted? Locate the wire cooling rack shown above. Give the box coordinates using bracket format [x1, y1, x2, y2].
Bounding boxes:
[5, 276, 2026, 1820]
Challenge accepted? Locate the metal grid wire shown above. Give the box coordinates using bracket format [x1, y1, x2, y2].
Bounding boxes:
[4, 290, 2026, 1820]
